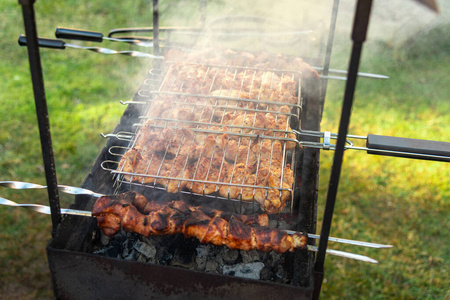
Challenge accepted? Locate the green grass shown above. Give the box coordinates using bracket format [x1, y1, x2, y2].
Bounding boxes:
[0, 1, 449, 299]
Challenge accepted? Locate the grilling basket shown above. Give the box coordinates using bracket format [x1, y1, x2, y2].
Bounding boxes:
[6, 0, 448, 299]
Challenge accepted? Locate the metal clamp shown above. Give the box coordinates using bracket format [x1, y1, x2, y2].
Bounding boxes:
[323, 131, 331, 150]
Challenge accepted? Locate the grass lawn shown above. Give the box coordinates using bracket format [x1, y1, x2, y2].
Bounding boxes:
[0, 1, 448, 299]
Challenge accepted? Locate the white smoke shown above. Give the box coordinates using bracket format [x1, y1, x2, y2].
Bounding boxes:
[336, 0, 448, 45]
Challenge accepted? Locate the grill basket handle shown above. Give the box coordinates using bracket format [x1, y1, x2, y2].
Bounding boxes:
[366, 134, 450, 162]
[55, 27, 103, 42]
[18, 34, 65, 49]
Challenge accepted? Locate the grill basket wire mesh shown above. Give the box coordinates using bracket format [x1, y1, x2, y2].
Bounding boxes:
[101, 61, 303, 214]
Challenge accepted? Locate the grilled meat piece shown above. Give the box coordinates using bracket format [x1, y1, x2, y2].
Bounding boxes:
[117, 124, 295, 213]
[92, 192, 306, 253]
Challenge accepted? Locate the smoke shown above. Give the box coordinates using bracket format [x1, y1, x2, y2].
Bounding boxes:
[158, 0, 334, 59]
[155, 0, 450, 63]
[334, 0, 448, 45]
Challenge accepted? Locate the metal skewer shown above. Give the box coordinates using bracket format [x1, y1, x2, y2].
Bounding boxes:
[313, 66, 389, 79]
[0, 181, 104, 197]
[307, 245, 378, 264]
[63, 43, 163, 59]
[0, 181, 392, 250]
[0, 196, 91, 217]
[0, 195, 379, 263]
[286, 230, 391, 249]
[18, 34, 164, 60]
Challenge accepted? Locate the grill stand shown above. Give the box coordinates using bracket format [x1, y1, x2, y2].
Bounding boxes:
[16, 0, 360, 298]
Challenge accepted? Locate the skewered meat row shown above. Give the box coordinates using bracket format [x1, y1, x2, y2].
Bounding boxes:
[164, 48, 320, 79]
[92, 192, 307, 253]
[118, 124, 295, 213]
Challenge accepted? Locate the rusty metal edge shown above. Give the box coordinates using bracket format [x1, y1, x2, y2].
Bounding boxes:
[47, 243, 314, 300]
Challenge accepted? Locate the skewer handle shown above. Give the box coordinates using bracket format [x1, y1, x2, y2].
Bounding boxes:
[367, 134, 450, 162]
[55, 27, 103, 42]
[18, 34, 65, 49]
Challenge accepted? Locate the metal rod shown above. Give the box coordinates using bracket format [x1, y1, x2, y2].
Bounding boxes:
[18, 0, 61, 237]
[314, 0, 373, 298]
[63, 43, 164, 59]
[321, 0, 340, 103]
[0, 196, 92, 217]
[199, 0, 207, 28]
[152, 0, 161, 70]
[315, 26, 365, 271]
[102, 36, 154, 47]
[307, 245, 378, 264]
[314, 67, 389, 79]
[0, 181, 104, 197]
[304, 233, 391, 249]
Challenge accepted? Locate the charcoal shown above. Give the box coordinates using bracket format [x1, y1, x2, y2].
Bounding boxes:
[205, 260, 220, 273]
[196, 245, 209, 258]
[124, 249, 138, 261]
[157, 252, 173, 265]
[222, 262, 265, 280]
[275, 264, 289, 283]
[93, 245, 120, 259]
[270, 252, 283, 263]
[241, 249, 262, 264]
[133, 240, 157, 260]
[269, 219, 279, 228]
[172, 249, 195, 268]
[122, 239, 133, 258]
[195, 245, 209, 270]
[136, 253, 148, 263]
[259, 266, 275, 281]
[100, 233, 110, 246]
[220, 248, 240, 264]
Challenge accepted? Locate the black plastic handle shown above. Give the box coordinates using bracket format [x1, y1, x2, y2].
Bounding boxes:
[18, 34, 66, 49]
[367, 134, 450, 162]
[55, 27, 103, 42]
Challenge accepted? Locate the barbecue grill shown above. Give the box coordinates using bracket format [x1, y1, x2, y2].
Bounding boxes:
[8, 0, 448, 299]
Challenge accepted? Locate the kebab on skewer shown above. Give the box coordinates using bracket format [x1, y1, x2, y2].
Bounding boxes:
[92, 191, 307, 253]
[0, 180, 391, 263]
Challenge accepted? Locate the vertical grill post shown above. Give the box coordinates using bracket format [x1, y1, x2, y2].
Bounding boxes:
[320, 0, 340, 105]
[152, 0, 161, 70]
[313, 0, 373, 298]
[18, 0, 61, 237]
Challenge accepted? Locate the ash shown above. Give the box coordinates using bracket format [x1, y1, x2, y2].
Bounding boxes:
[92, 229, 294, 284]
